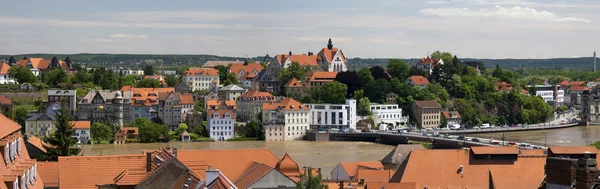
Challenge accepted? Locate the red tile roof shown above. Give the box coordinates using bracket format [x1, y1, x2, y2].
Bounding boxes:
[229, 63, 264, 76]
[357, 169, 394, 183]
[58, 154, 146, 189]
[495, 82, 513, 91]
[206, 100, 237, 110]
[366, 182, 416, 189]
[286, 77, 303, 87]
[262, 98, 309, 111]
[240, 90, 275, 99]
[413, 100, 441, 109]
[549, 146, 597, 155]
[185, 67, 219, 76]
[338, 161, 384, 179]
[275, 54, 320, 67]
[317, 47, 347, 64]
[560, 80, 585, 86]
[207, 110, 235, 119]
[569, 85, 590, 91]
[442, 111, 461, 119]
[407, 75, 429, 85]
[0, 114, 22, 138]
[26, 135, 50, 153]
[275, 153, 300, 179]
[234, 162, 274, 189]
[0, 62, 10, 75]
[180, 93, 194, 105]
[177, 149, 280, 181]
[416, 57, 441, 66]
[71, 121, 91, 129]
[0, 95, 11, 105]
[470, 146, 519, 155]
[309, 71, 338, 82]
[121, 127, 139, 135]
[38, 162, 58, 187]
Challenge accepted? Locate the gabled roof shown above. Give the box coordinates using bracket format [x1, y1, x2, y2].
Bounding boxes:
[71, 121, 91, 129]
[58, 154, 147, 189]
[25, 113, 56, 121]
[229, 63, 264, 76]
[413, 100, 441, 109]
[285, 78, 303, 87]
[337, 161, 384, 178]
[407, 75, 429, 85]
[569, 85, 590, 91]
[317, 47, 347, 64]
[415, 57, 441, 65]
[206, 100, 237, 110]
[235, 162, 274, 188]
[357, 169, 394, 183]
[0, 114, 22, 138]
[207, 171, 235, 189]
[366, 182, 416, 189]
[381, 144, 425, 165]
[0, 62, 10, 75]
[239, 90, 275, 99]
[308, 71, 338, 81]
[442, 111, 461, 119]
[220, 84, 245, 91]
[184, 67, 219, 76]
[177, 148, 280, 181]
[180, 93, 194, 105]
[289, 55, 319, 67]
[262, 97, 309, 111]
[0, 95, 11, 105]
[120, 127, 139, 135]
[38, 161, 59, 188]
[560, 80, 585, 86]
[208, 110, 235, 119]
[26, 135, 50, 153]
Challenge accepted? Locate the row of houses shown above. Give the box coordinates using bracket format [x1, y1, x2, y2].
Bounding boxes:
[0, 56, 77, 84]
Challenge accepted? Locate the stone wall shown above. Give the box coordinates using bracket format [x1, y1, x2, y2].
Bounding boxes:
[545, 157, 577, 187]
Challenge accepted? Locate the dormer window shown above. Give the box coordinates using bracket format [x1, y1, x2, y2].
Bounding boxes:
[213, 113, 220, 119]
[224, 113, 230, 118]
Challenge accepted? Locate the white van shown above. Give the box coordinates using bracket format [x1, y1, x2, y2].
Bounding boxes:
[481, 123, 491, 129]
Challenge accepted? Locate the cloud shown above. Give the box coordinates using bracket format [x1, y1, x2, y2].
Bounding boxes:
[92, 38, 112, 43]
[0, 16, 223, 29]
[110, 33, 148, 39]
[427, 1, 448, 4]
[420, 5, 591, 23]
[465, 0, 600, 9]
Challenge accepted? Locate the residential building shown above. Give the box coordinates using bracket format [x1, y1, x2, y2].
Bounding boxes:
[71, 121, 90, 144]
[414, 56, 443, 74]
[207, 110, 235, 140]
[442, 111, 462, 125]
[229, 62, 264, 80]
[583, 87, 600, 124]
[0, 61, 15, 84]
[240, 71, 257, 88]
[330, 161, 384, 181]
[406, 75, 429, 89]
[218, 84, 247, 101]
[114, 127, 139, 144]
[0, 114, 44, 189]
[48, 90, 77, 113]
[370, 103, 404, 130]
[123, 86, 174, 122]
[203, 60, 243, 68]
[237, 90, 277, 122]
[306, 99, 357, 130]
[206, 99, 236, 111]
[0, 95, 12, 116]
[262, 98, 311, 141]
[112, 68, 144, 76]
[77, 90, 131, 126]
[25, 113, 55, 136]
[253, 61, 283, 93]
[16, 56, 76, 76]
[317, 38, 348, 72]
[306, 71, 338, 89]
[528, 82, 565, 108]
[285, 78, 305, 98]
[567, 85, 589, 109]
[183, 67, 220, 91]
[412, 100, 442, 128]
[24, 135, 49, 162]
[389, 147, 546, 189]
[158, 92, 194, 130]
[159, 70, 177, 75]
[273, 52, 320, 69]
[181, 131, 190, 141]
[386, 92, 398, 104]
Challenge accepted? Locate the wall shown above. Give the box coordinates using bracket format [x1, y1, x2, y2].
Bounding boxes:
[330, 164, 350, 181]
[305, 131, 329, 141]
[545, 157, 577, 188]
[249, 170, 296, 189]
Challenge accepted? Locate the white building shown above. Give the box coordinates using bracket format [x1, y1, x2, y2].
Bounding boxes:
[0, 62, 16, 84]
[72, 121, 91, 144]
[370, 103, 405, 130]
[528, 82, 565, 107]
[262, 98, 310, 141]
[306, 99, 357, 130]
[183, 67, 220, 91]
[207, 110, 235, 140]
[317, 38, 348, 72]
[112, 69, 144, 76]
[217, 84, 247, 101]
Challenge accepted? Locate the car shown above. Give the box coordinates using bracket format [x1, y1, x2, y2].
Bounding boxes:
[471, 138, 480, 142]
[432, 133, 440, 137]
[457, 136, 466, 140]
[444, 134, 452, 139]
[517, 124, 523, 127]
[361, 129, 370, 133]
[489, 140, 500, 145]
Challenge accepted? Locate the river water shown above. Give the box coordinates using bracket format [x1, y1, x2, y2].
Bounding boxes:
[78, 140, 394, 178]
[469, 125, 600, 146]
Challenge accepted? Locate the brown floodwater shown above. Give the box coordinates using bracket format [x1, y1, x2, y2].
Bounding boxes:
[77, 140, 394, 178]
[469, 125, 600, 146]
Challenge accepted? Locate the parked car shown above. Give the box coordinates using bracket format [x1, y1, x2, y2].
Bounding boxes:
[444, 134, 452, 139]
[471, 138, 480, 142]
[457, 136, 466, 140]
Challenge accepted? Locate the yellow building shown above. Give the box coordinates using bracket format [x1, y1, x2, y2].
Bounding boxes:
[25, 113, 56, 136]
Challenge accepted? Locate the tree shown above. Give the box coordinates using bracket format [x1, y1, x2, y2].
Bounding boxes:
[357, 97, 371, 116]
[222, 73, 239, 86]
[165, 75, 181, 87]
[260, 62, 268, 69]
[245, 120, 262, 139]
[44, 105, 81, 160]
[357, 68, 374, 88]
[387, 59, 410, 81]
[353, 90, 365, 100]
[214, 65, 230, 82]
[72, 70, 93, 84]
[492, 64, 503, 78]
[119, 75, 137, 87]
[143, 65, 154, 76]
[194, 100, 205, 112]
[90, 122, 112, 142]
[133, 118, 169, 143]
[9, 66, 37, 84]
[453, 98, 479, 127]
[136, 78, 161, 88]
[334, 71, 361, 97]
[430, 51, 453, 64]
[279, 61, 309, 88]
[528, 85, 537, 96]
[591, 140, 600, 149]
[296, 167, 326, 189]
[369, 66, 390, 80]
[311, 81, 347, 104]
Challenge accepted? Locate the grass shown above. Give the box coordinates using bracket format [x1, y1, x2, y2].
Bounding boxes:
[409, 141, 433, 149]
[192, 137, 215, 142]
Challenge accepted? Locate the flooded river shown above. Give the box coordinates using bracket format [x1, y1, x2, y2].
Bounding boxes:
[78, 140, 394, 178]
[470, 125, 600, 146]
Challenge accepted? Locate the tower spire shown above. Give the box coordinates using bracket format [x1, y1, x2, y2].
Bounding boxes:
[327, 38, 333, 50]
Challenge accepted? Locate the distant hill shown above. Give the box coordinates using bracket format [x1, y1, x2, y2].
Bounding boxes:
[0, 54, 595, 70]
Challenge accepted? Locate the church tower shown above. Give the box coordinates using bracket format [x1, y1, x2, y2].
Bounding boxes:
[113, 90, 124, 127]
[327, 38, 333, 50]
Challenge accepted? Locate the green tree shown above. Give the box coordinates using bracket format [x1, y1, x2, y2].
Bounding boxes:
[133, 118, 170, 143]
[222, 73, 239, 86]
[194, 100, 205, 112]
[11, 106, 31, 127]
[44, 106, 81, 161]
[296, 167, 326, 189]
[492, 64, 503, 78]
[119, 75, 137, 87]
[143, 65, 154, 76]
[453, 98, 479, 127]
[387, 59, 410, 81]
[165, 75, 181, 87]
[260, 62, 268, 69]
[90, 122, 112, 142]
[353, 90, 365, 100]
[430, 51, 453, 65]
[357, 97, 371, 116]
[591, 140, 600, 149]
[357, 68, 374, 88]
[278, 61, 309, 88]
[214, 65, 230, 82]
[245, 120, 262, 139]
[136, 78, 161, 88]
[311, 81, 347, 104]
[9, 66, 37, 84]
[72, 70, 93, 84]
[43, 67, 70, 87]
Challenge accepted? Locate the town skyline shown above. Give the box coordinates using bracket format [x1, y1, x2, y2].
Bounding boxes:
[0, 0, 598, 59]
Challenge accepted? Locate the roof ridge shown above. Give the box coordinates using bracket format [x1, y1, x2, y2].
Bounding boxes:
[234, 162, 264, 184]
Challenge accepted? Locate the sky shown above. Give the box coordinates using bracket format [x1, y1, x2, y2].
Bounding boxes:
[0, 0, 598, 59]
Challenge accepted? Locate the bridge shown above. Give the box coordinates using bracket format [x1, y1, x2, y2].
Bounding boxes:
[325, 131, 507, 149]
[436, 123, 580, 134]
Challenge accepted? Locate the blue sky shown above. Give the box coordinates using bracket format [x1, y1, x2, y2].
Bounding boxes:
[0, 0, 597, 58]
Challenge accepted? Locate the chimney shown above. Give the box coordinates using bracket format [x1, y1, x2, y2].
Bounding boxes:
[338, 181, 344, 189]
[146, 152, 152, 172]
[206, 167, 220, 185]
[358, 179, 365, 186]
[545, 157, 578, 188]
[575, 154, 598, 189]
[173, 147, 178, 157]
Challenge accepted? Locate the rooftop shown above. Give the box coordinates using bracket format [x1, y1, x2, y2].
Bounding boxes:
[407, 75, 429, 85]
[413, 100, 441, 109]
